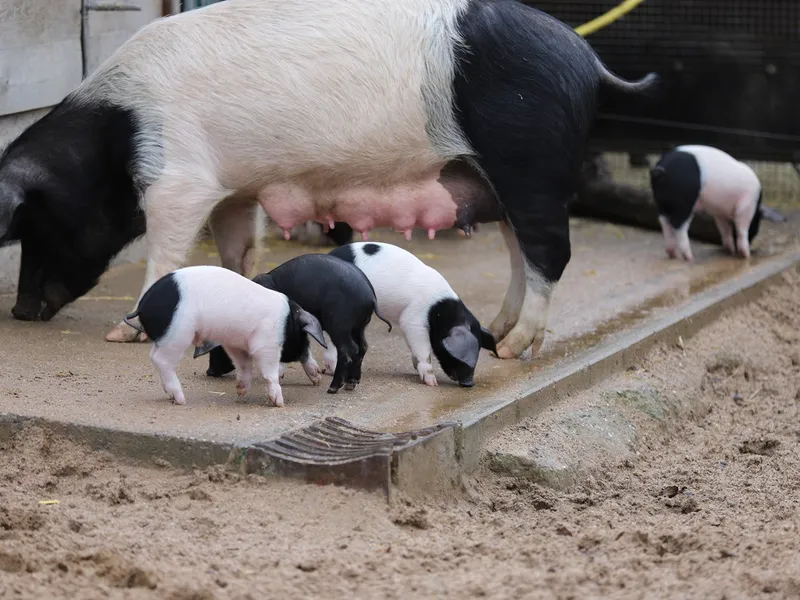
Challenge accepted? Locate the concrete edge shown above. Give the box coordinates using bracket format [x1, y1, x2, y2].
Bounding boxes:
[1, 251, 797, 499]
[457, 250, 800, 472]
[0, 412, 235, 471]
[0, 410, 459, 500]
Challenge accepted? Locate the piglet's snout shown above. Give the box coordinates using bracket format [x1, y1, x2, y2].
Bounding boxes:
[458, 376, 475, 388]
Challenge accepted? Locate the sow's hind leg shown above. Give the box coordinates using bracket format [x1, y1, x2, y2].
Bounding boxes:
[209, 195, 262, 278]
[443, 164, 569, 360]
[450, 0, 595, 359]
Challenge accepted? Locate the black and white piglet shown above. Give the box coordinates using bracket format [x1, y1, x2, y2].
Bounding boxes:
[650, 144, 763, 262]
[200, 254, 391, 394]
[329, 242, 497, 387]
[124, 265, 326, 407]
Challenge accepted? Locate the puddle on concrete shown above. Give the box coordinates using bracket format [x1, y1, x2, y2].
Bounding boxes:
[534, 255, 757, 367]
[391, 252, 772, 430]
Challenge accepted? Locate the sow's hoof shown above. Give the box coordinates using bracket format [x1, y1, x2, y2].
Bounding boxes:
[344, 381, 357, 391]
[105, 321, 147, 343]
[327, 384, 342, 394]
[11, 298, 43, 321]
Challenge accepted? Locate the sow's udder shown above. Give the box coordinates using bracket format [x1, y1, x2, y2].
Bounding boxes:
[260, 165, 498, 240]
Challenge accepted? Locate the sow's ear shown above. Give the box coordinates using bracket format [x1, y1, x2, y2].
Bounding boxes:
[0, 183, 24, 243]
[442, 325, 480, 369]
[298, 308, 327, 349]
[480, 326, 498, 356]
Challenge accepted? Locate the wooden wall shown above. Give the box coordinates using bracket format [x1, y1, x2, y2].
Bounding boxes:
[84, 0, 166, 76]
[0, 0, 165, 146]
[0, 0, 83, 116]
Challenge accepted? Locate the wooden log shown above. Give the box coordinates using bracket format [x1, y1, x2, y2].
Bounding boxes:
[569, 153, 724, 245]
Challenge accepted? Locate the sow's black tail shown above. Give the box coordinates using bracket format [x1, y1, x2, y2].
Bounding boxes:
[123, 310, 146, 334]
[595, 56, 660, 95]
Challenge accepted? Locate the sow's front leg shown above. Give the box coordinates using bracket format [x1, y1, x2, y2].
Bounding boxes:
[106, 175, 224, 343]
[11, 238, 45, 321]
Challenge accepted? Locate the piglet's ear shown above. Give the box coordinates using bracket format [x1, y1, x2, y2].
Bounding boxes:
[298, 309, 327, 349]
[480, 326, 498, 357]
[442, 325, 480, 370]
[193, 340, 222, 359]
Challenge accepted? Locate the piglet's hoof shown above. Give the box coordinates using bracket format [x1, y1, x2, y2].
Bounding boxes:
[302, 361, 322, 385]
[422, 372, 438, 387]
[105, 321, 147, 343]
[236, 383, 248, 397]
[266, 384, 285, 407]
[171, 396, 186, 406]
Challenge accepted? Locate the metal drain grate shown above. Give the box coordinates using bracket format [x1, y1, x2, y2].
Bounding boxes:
[239, 417, 455, 494]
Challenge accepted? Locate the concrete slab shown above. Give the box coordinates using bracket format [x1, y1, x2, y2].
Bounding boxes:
[0, 220, 795, 452]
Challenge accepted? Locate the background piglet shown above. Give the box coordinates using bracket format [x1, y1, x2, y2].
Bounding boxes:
[125, 265, 326, 407]
[329, 242, 496, 387]
[650, 144, 763, 262]
[202, 254, 390, 394]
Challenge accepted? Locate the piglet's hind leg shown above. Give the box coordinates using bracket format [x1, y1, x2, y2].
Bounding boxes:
[344, 328, 368, 391]
[225, 347, 253, 397]
[327, 335, 358, 394]
[713, 217, 737, 255]
[733, 206, 755, 259]
[300, 349, 322, 385]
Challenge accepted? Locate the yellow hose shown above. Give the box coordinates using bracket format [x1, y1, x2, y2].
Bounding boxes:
[574, 0, 646, 37]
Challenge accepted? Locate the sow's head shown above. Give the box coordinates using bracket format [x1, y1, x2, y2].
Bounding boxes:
[0, 100, 145, 321]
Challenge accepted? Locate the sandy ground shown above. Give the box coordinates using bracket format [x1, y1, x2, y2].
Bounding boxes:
[1, 269, 800, 599]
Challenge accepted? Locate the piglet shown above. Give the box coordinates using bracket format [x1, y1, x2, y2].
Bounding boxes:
[329, 242, 497, 387]
[650, 144, 763, 262]
[200, 254, 391, 394]
[123, 265, 326, 407]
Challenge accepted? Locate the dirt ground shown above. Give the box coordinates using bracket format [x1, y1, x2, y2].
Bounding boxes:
[1, 270, 799, 600]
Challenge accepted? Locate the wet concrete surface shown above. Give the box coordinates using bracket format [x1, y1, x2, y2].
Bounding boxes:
[0, 220, 796, 444]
